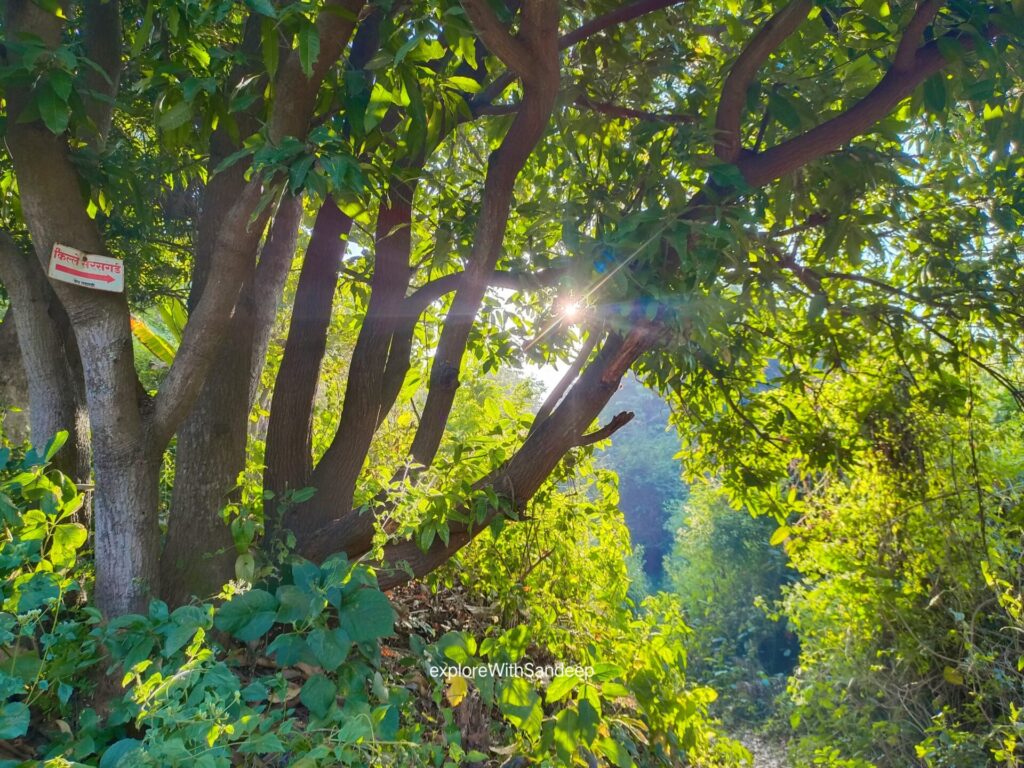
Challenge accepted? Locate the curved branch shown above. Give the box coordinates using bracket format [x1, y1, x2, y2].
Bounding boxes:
[715, 0, 813, 163]
[407, 1, 561, 470]
[737, 24, 994, 187]
[369, 323, 662, 588]
[269, 0, 366, 140]
[894, 0, 945, 71]
[151, 183, 269, 445]
[461, 0, 532, 76]
[530, 330, 601, 432]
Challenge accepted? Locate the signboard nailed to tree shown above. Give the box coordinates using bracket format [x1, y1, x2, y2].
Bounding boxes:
[48, 243, 124, 293]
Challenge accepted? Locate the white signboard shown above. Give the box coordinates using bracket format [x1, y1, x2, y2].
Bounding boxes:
[48, 243, 124, 293]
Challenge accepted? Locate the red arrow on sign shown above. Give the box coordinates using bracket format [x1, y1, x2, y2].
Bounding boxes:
[55, 263, 116, 283]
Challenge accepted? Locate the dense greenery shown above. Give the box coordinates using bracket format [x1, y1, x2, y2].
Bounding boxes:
[2, 0, 1024, 763]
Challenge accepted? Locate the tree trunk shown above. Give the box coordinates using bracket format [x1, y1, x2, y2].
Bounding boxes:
[0, 309, 31, 444]
[162, 197, 302, 606]
[93, 446, 162, 615]
[264, 199, 353, 495]
[0, 235, 90, 479]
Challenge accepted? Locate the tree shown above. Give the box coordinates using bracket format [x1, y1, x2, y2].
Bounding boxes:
[1, 0, 1022, 617]
[596, 376, 686, 583]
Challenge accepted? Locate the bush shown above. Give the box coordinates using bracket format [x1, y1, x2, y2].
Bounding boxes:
[0, 432, 746, 767]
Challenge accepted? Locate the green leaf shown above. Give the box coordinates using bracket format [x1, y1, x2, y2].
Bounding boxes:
[50, 523, 87, 568]
[36, 82, 70, 134]
[942, 666, 965, 686]
[266, 632, 313, 666]
[923, 75, 947, 114]
[446, 75, 482, 94]
[275, 584, 315, 624]
[158, 100, 193, 131]
[298, 23, 320, 78]
[99, 738, 144, 768]
[545, 671, 581, 703]
[245, 0, 277, 17]
[768, 89, 801, 130]
[769, 525, 791, 546]
[307, 627, 351, 670]
[338, 589, 394, 643]
[595, 736, 633, 768]
[300, 673, 336, 719]
[552, 707, 579, 762]
[0, 701, 29, 739]
[214, 589, 278, 642]
[43, 430, 68, 461]
[17, 572, 60, 611]
[131, 316, 177, 365]
[577, 696, 600, 744]
[261, 18, 280, 79]
[497, 678, 542, 737]
[48, 69, 73, 100]
[807, 294, 828, 322]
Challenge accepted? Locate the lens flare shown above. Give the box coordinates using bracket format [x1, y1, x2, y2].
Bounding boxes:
[560, 299, 582, 320]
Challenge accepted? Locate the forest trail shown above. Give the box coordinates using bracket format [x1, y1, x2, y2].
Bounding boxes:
[737, 731, 789, 767]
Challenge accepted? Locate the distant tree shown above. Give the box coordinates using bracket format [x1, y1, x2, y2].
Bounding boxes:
[598, 376, 685, 582]
[1, 0, 1022, 617]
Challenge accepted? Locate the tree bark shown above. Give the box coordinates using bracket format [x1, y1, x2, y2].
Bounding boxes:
[288, 184, 417, 547]
[0, 309, 30, 444]
[163, 196, 302, 605]
[264, 198, 353, 496]
[0, 234, 90, 479]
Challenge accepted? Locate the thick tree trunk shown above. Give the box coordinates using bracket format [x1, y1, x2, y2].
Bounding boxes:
[93, 446, 162, 615]
[163, 197, 302, 605]
[6, 116, 156, 615]
[70, 303, 160, 615]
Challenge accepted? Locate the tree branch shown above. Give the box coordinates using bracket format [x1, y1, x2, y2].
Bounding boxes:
[269, 0, 366, 141]
[0, 230, 89, 478]
[154, 2, 365, 446]
[292, 180, 419, 546]
[577, 410, 634, 446]
[265, 197, 354, 494]
[82, 0, 122, 148]
[530, 330, 601, 432]
[407, 1, 561, 470]
[715, 0, 813, 163]
[368, 323, 662, 587]
[461, 0, 533, 76]
[151, 183, 270, 445]
[894, 0, 945, 72]
[737, 23, 995, 187]
[473, 0, 690, 108]
[404, 267, 564, 317]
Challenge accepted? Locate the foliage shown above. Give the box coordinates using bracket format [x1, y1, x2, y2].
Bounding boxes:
[673, 335, 1024, 765]
[421, 597, 750, 767]
[596, 377, 687, 586]
[0, 440, 427, 765]
[778, 379, 1024, 768]
[0, 428, 748, 766]
[664, 480, 797, 725]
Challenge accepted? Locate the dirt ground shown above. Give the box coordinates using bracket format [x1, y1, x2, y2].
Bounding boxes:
[737, 730, 790, 767]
